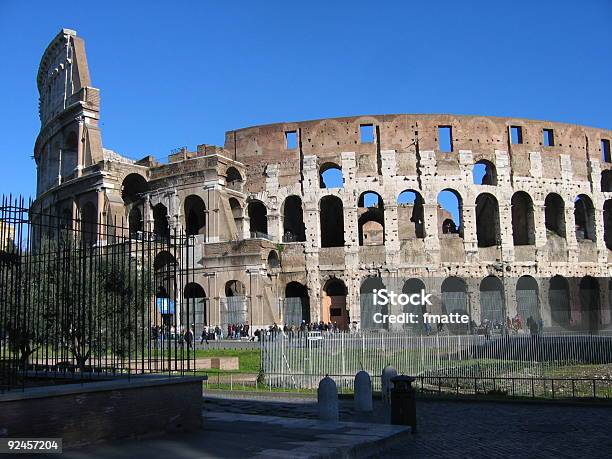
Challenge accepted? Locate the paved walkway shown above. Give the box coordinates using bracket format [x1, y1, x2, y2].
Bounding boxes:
[31, 392, 612, 458]
[203, 392, 612, 458]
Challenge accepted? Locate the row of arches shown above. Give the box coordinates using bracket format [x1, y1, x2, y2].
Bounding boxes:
[176, 274, 612, 333]
[122, 171, 612, 250]
[319, 161, 612, 192]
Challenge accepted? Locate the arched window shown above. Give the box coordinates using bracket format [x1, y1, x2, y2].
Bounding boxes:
[154, 250, 178, 302]
[323, 278, 348, 329]
[437, 189, 462, 237]
[549, 276, 570, 327]
[397, 190, 425, 239]
[360, 277, 387, 330]
[574, 194, 596, 242]
[402, 278, 426, 332]
[472, 160, 497, 185]
[480, 276, 504, 325]
[153, 203, 170, 239]
[184, 283, 208, 331]
[184, 195, 206, 236]
[441, 277, 469, 334]
[282, 195, 306, 242]
[516, 276, 540, 323]
[319, 163, 344, 189]
[544, 193, 565, 238]
[247, 200, 268, 238]
[475, 193, 500, 247]
[320, 196, 344, 247]
[226, 167, 243, 191]
[358, 192, 384, 246]
[122, 174, 148, 205]
[223, 280, 247, 326]
[267, 250, 280, 268]
[511, 191, 535, 245]
[284, 282, 310, 325]
[579, 276, 600, 333]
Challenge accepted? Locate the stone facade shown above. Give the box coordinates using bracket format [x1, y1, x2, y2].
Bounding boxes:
[31, 30, 612, 333]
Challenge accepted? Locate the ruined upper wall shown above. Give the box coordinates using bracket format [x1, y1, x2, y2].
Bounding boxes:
[37, 29, 93, 127]
[224, 114, 612, 192]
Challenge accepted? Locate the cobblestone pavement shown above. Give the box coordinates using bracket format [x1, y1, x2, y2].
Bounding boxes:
[204, 392, 612, 458]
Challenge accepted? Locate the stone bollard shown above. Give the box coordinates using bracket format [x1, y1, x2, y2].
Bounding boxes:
[381, 366, 398, 404]
[354, 370, 373, 412]
[390, 375, 417, 433]
[318, 375, 339, 422]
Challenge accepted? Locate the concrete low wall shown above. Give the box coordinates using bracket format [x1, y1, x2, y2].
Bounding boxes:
[0, 375, 206, 448]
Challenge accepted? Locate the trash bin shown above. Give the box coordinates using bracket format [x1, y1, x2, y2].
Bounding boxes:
[390, 375, 417, 433]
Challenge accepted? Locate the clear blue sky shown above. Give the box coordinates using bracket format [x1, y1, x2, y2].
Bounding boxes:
[0, 0, 611, 202]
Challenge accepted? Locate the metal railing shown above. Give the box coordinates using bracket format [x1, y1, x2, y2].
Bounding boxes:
[261, 332, 612, 390]
[201, 372, 612, 401]
[0, 195, 201, 392]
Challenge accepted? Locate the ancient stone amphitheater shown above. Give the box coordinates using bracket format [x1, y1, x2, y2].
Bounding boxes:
[32, 30, 612, 334]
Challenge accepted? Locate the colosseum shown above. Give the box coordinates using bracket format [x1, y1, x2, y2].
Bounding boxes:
[32, 29, 612, 335]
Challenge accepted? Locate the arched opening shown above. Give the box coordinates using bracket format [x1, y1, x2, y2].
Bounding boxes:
[472, 160, 497, 185]
[184, 195, 206, 236]
[62, 131, 78, 180]
[601, 170, 612, 192]
[358, 192, 385, 246]
[544, 193, 566, 238]
[511, 191, 535, 245]
[516, 276, 540, 325]
[284, 282, 310, 325]
[184, 283, 207, 334]
[282, 195, 306, 242]
[579, 276, 600, 333]
[80, 202, 97, 244]
[267, 250, 280, 268]
[154, 251, 178, 323]
[320, 195, 344, 247]
[574, 194, 596, 242]
[223, 280, 247, 327]
[549, 276, 570, 327]
[475, 193, 500, 247]
[604, 200, 612, 250]
[397, 190, 425, 239]
[323, 278, 348, 329]
[360, 276, 387, 330]
[441, 277, 469, 334]
[480, 276, 504, 326]
[226, 167, 242, 187]
[442, 219, 456, 234]
[128, 207, 143, 238]
[402, 278, 426, 332]
[319, 162, 344, 189]
[437, 189, 462, 237]
[153, 204, 170, 239]
[229, 198, 243, 237]
[122, 174, 148, 205]
[247, 200, 268, 238]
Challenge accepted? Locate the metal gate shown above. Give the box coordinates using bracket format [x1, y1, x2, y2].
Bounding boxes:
[442, 291, 470, 333]
[516, 289, 540, 322]
[221, 296, 247, 327]
[480, 290, 504, 325]
[283, 297, 306, 326]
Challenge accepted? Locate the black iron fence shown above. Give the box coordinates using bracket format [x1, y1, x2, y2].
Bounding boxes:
[0, 195, 200, 392]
